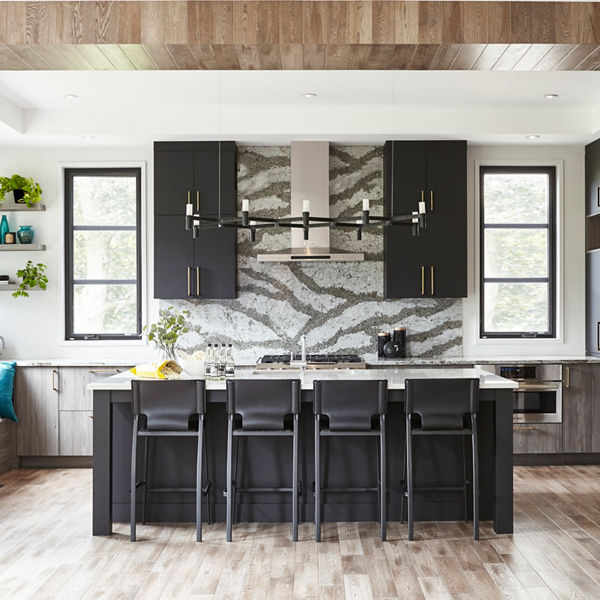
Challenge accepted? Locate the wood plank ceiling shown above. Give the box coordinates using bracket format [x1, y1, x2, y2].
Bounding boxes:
[0, 1, 600, 71]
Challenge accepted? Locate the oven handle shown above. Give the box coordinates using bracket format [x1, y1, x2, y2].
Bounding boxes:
[513, 382, 561, 392]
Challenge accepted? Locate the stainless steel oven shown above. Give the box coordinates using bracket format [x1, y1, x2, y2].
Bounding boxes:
[495, 364, 562, 424]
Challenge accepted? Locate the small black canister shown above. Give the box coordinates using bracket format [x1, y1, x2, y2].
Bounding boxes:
[377, 332, 391, 358]
[393, 327, 407, 358]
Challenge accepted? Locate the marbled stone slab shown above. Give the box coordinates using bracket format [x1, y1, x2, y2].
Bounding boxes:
[162, 146, 463, 363]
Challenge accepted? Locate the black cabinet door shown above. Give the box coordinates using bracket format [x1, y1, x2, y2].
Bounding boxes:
[384, 142, 427, 217]
[154, 216, 194, 299]
[427, 146, 467, 214]
[586, 251, 600, 355]
[384, 225, 428, 298]
[426, 214, 467, 298]
[586, 141, 600, 216]
[154, 150, 194, 216]
[194, 149, 236, 216]
[193, 227, 237, 299]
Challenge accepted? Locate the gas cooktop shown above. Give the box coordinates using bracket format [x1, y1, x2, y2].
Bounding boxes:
[257, 354, 366, 369]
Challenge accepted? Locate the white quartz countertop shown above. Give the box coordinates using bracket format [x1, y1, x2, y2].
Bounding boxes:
[9, 359, 139, 367]
[88, 366, 518, 392]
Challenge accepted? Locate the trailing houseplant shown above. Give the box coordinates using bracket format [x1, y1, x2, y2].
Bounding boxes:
[144, 306, 191, 361]
[0, 174, 43, 208]
[12, 261, 48, 298]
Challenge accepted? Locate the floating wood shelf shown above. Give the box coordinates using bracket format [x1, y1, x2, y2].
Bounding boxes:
[0, 203, 45, 212]
[0, 284, 18, 291]
[0, 244, 46, 251]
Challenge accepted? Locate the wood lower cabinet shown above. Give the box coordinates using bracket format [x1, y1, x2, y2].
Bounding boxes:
[513, 424, 563, 454]
[16, 366, 127, 457]
[563, 364, 600, 453]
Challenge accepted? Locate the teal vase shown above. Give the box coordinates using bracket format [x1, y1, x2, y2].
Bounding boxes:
[17, 225, 34, 244]
[0, 215, 8, 244]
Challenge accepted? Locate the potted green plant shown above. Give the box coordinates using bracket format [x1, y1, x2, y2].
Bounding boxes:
[0, 174, 43, 208]
[12, 261, 48, 298]
[144, 306, 191, 361]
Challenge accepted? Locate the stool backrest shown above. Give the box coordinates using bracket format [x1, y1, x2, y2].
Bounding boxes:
[226, 379, 301, 431]
[131, 379, 205, 432]
[405, 378, 479, 430]
[314, 380, 387, 431]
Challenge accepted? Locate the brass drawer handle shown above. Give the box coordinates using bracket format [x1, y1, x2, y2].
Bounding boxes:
[430, 265, 434, 295]
[430, 190, 434, 211]
[51, 369, 59, 392]
[421, 266, 425, 295]
[565, 366, 570, 388]
[187, 190, 191, 208]
[187, 266, 192, 296]
[88, 369, 121, 374]
[196, 266, 200, 296]
[513, 426, 536, 432]
[196, 191, 200, 212]
[89, 415, 94, 420]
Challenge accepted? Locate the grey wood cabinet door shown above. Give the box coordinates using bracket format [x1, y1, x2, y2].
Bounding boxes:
[15, 367, 59, 456]
[563, 364, 597, 453]
[59, 367, 126, 411]
[513, 424, 563, 454]
[59, 411, 93, 456]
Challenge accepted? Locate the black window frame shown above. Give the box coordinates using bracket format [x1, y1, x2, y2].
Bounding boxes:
[64, 167, 142, 341]
[479, 165, 557, 339]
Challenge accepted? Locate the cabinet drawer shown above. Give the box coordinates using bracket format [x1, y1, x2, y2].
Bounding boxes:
[59, 367, 128, 411]
[59, 411, 93, 456]
[513, 424, 563, 454]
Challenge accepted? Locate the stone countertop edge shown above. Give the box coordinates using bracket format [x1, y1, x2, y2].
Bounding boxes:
[8, 355, 600, 367]
[88, 367, 518, 392]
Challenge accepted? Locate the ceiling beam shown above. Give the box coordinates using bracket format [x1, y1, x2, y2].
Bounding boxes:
[0, 2, 599, 70]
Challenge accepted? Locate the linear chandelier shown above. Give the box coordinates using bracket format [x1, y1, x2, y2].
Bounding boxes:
[185, 197, 427, 241]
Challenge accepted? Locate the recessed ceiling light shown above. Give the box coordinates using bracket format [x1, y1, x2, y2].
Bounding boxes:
[526, 134, 540, 140]
[82, 135, 95, 140]
[301, 92, 317, 98]
[65, 94, 79, 100]
[543, 93, 559, 100]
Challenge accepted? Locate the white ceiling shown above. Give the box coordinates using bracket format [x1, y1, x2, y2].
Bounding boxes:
[0, 70, 599, 147]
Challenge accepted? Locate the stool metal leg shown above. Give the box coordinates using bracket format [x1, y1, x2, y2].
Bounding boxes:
[226, 414, 234, 542]
[130, 416, 139, 542]
[196, 415, 204, 542]
[292, 414, 299, 542]
[472, 414, 479, 541]
[400, 434, 406, 524]
[315, 414, 321, 543]
[406, 413, 414, 542]
[380, 414, 387, 542]
[462, 436, 468, 523]
[142, 436, 149, 525]
[202, 423, 211, 525]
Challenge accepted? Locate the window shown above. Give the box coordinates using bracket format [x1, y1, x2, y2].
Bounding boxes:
[480, 166, 556, 338]
[65, 168, 142, 340]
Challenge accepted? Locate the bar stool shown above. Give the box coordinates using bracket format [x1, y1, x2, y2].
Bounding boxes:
[402, 378, 479, 541]
[314, 379, 387, 542]
[130, 379, 209, 542]
[225, 379, 301, 542]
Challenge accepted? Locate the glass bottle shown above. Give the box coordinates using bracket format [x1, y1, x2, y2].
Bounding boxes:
[225, 344, 235, 379]
[210, 345, 219, 380]
[204, 344, 213, 380]
[217, 344, 226, 380]
[0, 215, 8, 245]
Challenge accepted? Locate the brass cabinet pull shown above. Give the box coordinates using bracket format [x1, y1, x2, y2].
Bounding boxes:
[196, 191, 200, 212]
[565, 366, 570, 388]
[196, 266, 200, 296]
[597, 322, 600, 351]
[89, 415, 94, 420]
[430, 265, 434, 295]
[513, 426, 536, 432]
[51, 369, 59, 392]
[187, 266, 192, 296]
[187, 190, 191, 207]
[421, 266, 425, 295]
[88, 369, 121, 374]
[430, 190, 434, 211]
[421, 190, 424, 206]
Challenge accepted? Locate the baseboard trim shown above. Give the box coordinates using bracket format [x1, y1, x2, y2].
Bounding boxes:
[19, 456, 92, 468]
[514, 453, 600, 466]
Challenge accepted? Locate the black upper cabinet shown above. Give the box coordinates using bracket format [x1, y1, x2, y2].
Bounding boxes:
[384, 141, 467, 298]
[154, 141, 237, 216]
[586, 139, 600, 216]
[153, 141, 238, 300]
[384, 141, 466, 216]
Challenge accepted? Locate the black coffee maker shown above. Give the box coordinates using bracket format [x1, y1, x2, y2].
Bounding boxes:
[377, 327, 406, 359]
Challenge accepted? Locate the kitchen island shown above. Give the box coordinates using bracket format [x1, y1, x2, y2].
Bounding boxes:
[90, 367, 516, 536]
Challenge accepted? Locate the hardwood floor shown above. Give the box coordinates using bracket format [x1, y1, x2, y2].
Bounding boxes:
[1, 466, 600, 599]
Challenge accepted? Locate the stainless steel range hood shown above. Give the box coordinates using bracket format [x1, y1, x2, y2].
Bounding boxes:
[256, 141, 364, 263]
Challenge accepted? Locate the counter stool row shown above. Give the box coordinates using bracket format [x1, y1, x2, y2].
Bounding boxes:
[129, 377, 480, 543]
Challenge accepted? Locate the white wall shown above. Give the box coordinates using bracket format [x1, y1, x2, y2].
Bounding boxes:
[462, 145, 586, 357]
[0, 145, 158, 360]
[0, 142, 587, 360]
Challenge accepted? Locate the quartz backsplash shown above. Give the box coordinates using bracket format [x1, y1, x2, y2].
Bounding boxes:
[163, 145, 463, 364]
